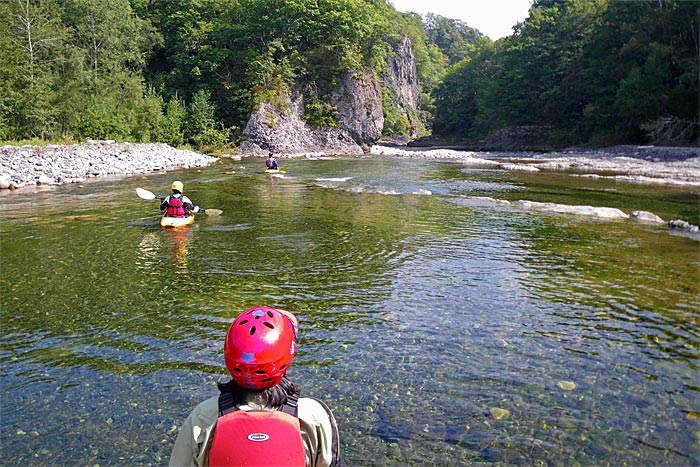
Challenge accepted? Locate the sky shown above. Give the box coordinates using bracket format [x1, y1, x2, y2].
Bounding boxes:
[390, 0, 532, 40]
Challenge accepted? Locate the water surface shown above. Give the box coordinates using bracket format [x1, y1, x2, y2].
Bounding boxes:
[1, 155, 698, 466]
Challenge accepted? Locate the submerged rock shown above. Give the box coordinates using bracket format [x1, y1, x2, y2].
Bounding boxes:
[490, 407, 511, 420]
[557, 380, 577, 391]
[514, 201, 629, 219]
[667, 219, 700, 233]
[630, 211, 665, 224]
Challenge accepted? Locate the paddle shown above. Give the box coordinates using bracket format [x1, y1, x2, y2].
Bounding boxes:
[135, 188, 223, 215]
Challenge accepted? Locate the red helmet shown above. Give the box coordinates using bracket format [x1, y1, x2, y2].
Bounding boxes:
[224, 306, 298, 389]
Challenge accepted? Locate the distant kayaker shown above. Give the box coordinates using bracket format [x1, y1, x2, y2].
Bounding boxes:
[266, 152, 279, 170]
[169, 306, 346, 467]
[160, 181, 197, 218]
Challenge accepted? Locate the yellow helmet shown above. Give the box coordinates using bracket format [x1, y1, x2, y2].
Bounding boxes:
[171, 181, 184, 193]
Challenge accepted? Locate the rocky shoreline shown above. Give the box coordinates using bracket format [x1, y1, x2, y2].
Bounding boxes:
[0, 141, 219, 190]
[3, 141, 699, 191]
[1, 140, 697, 236]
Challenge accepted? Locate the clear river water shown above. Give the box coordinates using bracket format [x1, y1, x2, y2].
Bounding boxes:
[1, 155, 698, 466]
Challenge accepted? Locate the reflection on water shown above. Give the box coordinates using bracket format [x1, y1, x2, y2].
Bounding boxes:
[0, 156, 698, 467]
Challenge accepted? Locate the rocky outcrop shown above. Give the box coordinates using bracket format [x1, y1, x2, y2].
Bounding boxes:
[331, 69, 384, 147]
[239, 35, 422, 155]
[240, 69, 385, 155]
[382, 35, 422, 137]
[239, 99, 364, 156]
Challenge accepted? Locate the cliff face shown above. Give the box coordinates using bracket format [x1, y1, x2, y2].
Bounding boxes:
[238, 35, 420, 155]
[383, 35, 422, 137]
[238, 98, 364, 155]
[331, 68, 384, 147]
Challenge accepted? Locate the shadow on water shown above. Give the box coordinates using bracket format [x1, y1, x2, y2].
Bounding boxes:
[0, 156, 698, 466]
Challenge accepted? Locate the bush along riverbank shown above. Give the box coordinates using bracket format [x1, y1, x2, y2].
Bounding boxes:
[0, 141, 219, 190]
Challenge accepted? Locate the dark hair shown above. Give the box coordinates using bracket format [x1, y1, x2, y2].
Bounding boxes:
[217, 375, 300, 407]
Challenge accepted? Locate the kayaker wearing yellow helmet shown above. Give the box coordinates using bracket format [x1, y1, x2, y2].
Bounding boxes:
[160, 181, 199, 218]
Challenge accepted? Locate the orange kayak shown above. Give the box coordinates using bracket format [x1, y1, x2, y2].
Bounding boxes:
[160, 213, 195, 228]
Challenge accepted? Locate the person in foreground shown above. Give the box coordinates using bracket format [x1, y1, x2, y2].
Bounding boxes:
[169, 306, 347, 467]
[265, 153, 279, 171]
[161, 181, 198, 218]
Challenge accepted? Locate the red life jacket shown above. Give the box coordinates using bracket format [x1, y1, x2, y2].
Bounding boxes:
[166, 195, 186, 218]
[208, 392, 306, 467]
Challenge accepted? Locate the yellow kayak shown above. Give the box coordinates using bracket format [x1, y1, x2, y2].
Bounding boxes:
[264, 168, 286, 174]
[160, 213, 195, 228]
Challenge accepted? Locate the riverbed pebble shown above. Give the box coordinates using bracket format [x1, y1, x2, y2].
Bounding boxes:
[0, 141, 218, 190]
[557, 380, 577, 391]
[490, 407, 511, 420]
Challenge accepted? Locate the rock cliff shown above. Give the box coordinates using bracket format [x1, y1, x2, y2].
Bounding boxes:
[238, 97, 365, 156]
[382, 35, 422, 137]
[238, 35, 420, 155]
[331, 69, 384, 147]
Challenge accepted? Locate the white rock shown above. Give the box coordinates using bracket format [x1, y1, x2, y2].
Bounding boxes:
[630, 211, 665, 224]
[515, 201, 629, 219]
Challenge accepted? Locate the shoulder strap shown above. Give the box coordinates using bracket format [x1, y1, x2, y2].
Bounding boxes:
[218, 390, 238, 417]
[279, 392, 299, 417]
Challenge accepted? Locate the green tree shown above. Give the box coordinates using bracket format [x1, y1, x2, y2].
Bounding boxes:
[432, 0, 699, 146]
[423, 13, 486, 65]
[0, 0, 68, 139]
[161, 93, 186, 147]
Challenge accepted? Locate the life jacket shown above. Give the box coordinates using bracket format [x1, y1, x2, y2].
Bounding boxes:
[266, 158, 277, 169]
[208, 391, 306, 467]
[166, 195, 186, 218]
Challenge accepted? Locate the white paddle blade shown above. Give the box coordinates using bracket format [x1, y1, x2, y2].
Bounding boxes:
[136, 187, 156, 200]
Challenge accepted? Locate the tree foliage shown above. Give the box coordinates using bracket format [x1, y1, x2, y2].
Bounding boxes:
[432, 0, 699, 146]
[1, 0, 697, 148]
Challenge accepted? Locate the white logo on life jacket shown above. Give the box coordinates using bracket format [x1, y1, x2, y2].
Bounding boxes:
[247, 433, 270, 442]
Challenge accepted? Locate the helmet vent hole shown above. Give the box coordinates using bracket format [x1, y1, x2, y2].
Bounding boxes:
[280, 364, 287, 370]
[264, 322, 274, 329]
[262, 378, 273, 383]
[233, 368, 242, 373]
[238, 319, 249, 326]
[267, 311, 273, 318]
[256, 370, 266, 375]
[249, 326, 256, 335]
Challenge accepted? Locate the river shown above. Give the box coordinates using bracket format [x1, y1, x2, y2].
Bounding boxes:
[1, 155, 698, 466]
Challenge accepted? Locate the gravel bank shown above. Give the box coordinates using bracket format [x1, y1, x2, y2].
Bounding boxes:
[0, 141, 219, 190]
[2, 141, 698, 190]
[371, 144, 700, 187]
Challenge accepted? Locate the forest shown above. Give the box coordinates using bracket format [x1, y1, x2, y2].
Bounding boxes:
[1, 0, 698, 150]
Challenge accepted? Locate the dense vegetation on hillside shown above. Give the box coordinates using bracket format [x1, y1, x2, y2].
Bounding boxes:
[433, 0, 699, 146]
[1, 0, 697, 149]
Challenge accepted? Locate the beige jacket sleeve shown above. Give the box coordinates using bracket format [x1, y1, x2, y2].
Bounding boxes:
[298, 397, 343, 467]
[168, 396, 343, 467]
[168, 397, 218, 467]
